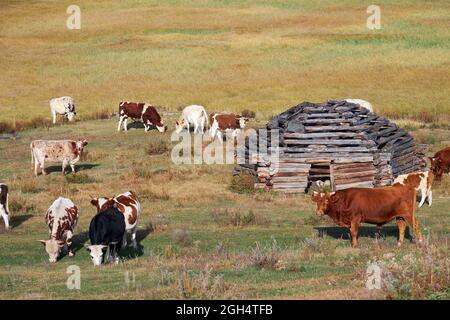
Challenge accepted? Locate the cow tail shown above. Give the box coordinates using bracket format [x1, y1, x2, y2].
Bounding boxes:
[30, 145, 34, 166]
[5, 188, 9, 214]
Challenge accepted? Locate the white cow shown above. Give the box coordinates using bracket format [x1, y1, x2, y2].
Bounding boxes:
[393, 171, 434, 208]
[49, 96, 76, 124]
[175, 105, 208, 134]
[345, 99, 374, 113]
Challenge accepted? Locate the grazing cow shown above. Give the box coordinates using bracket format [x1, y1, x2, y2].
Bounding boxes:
[39, 197, 79, 263]
[429, 147, 450, 180]
[345, 99, 373, 113]
[118, 101, 166, 133]
[49, 96, 76, 124]
[393, 171, 434, 207]
[86, 207, 126, 266]
[90, 191, 141, 250]
[311, 185, 422, 247]
[0, 184, 10, 230]
[175, 105, 208, 134]
[209, 113, 248, 142]
[30, 139, 88, 176]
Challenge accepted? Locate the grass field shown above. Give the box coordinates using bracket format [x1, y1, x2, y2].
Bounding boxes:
[0, 0, 449, 300]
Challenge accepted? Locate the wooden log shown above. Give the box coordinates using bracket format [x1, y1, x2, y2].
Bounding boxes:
[274, 146, 375, 153]
[272, 176, 309, 183]
[335, 181, 374, 190]
[333, 176, 375, 185]
[284, 139, 373, 146]
[272, 182, 308, 189]
[283, 132, 364, 139]
[304, 125, 366, 132]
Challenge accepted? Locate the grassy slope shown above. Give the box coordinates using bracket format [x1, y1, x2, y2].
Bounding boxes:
[0, 0, 449, 125]
[0, 116, 449, 299]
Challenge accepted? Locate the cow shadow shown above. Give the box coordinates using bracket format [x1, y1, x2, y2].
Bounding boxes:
[127, 121, 145, 130]
[71, 231, 90, 254]
[45, 163, 99, 174]
[121, 228, 152, 259]
[10, 214, 33, 229]
[314, 226, 412, 241]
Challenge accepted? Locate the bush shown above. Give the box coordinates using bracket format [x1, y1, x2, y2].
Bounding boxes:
[241, 109, 256, 119]
[248, 239, 281, 270]
[147, 140, 169, 156]
[210, 208, 264, 227]
[229, 173, 255, 194]
[171, 229, 193, 247]
[19, 180, 40, 194]
[65, 173, 96, 184]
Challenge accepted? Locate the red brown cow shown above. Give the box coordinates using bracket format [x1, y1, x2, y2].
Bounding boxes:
[429, 147, 450, 180]
[209, 113, 248, 142]
[118, 101, 167, 133]
[311, 185, 422, 247]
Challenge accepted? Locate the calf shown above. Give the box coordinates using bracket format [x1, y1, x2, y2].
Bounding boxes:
[209, 113, 248, 142]
[39, 197, 79, 263]
[86, 207, 126, 266]
[175, 105, 208, 134]
[429, 147, 450, 180]
[0, 184, 10, 230]
[118, 101, 166, 132]
[90, 191, 141, 250]
[345, 98, 373, 113]
[49, 96, 76, 124]
[31, 139, 88, 176]
[393, 171, 433, 207]
[311, 185, 422, 247]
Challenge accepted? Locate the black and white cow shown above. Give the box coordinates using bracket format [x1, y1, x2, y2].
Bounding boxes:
[0, 184, 10, 230]
[86, 207, 126, 266]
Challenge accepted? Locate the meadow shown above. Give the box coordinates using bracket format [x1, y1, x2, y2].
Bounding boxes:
[0, 0, 449, 300]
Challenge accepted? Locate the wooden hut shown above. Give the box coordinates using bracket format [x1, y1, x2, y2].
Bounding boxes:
[236, 100, 427, 193]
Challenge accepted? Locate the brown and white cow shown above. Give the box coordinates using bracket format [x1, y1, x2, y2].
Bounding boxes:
[39, 197, 79, 263]
[0, 183, 10, 230]
[311, 184, 422, 247]
[118, 101, 167, 133]
[90, 191, 141, 249]
[31, 139, 88, 176]
[429, 146, 450, 180]
[209, 113, 248, 142]
[393, 171, 433, 208]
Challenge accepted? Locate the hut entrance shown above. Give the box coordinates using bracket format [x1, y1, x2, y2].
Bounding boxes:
[308, 163, 331, 187]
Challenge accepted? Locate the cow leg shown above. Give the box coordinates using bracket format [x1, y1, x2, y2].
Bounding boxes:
[131, 227, 137, 250]
[52, 111, 57, 124]
[69, 160, 76, 174]
[117, 117, 124, 131]
[350, 220, 360, 248]
[194, 121, 199, 135]
[123, 118, 128, 132]
[0, 206, 9, 230]
[427, 190, 432, 206]
[418, 188, 426, 208]
[121, 233, 128, 248]
[66, 231, 74, 256]
[396, 218, 406, 246]
[41, 159, 47, 175]
[62, 159, 69, 175]
[404, 215, 423, 244]
[217, 131, 224, 144]
[34, 158, 40, 176]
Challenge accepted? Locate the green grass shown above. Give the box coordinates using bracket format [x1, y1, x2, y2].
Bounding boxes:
[0, 117, 449, 299]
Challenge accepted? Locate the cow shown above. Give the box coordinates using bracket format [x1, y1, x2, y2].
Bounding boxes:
[117, 101, 167, 133]
[345, 99, 374, 113]
[311, 185, 422, 247]
[30, 139, 88, 176]
[90, 191, 141, 250]
[49, 96, 76, 124]
[175, 105, 208, 134]
[393, 171, 434, 207]
[39, 197, 79, 263]
[429, 147, 450, 180]
[0, 184, 10, 230]
[209, 113, 248, 142]
[86, 207, 126, 266]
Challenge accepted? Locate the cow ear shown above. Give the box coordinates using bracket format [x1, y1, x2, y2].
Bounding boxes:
[90, 199, 98, 206]
[329, 192, 336, 196]
[84, 244, 91, 251]
[312, 191, 318, 196]
[57, 240, 65, 247]
[82, 140, 88, 146]
[38, 240, 47, 246]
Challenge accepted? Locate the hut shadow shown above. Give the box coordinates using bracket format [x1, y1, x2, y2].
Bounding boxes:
[121, 228, 152, 259]
[314, 226, 412, 241]
[10, 214, 33, 229]
[45, 163, 99, 174]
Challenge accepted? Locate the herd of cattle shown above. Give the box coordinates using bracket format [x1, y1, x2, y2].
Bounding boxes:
[0, 96, 449, 264]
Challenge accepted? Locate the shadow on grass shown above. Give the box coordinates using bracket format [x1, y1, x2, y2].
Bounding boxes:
[127, 121, 161, 132]
[121, 228, 152, 259]
[10, 214, 33, 229]
[45, 163, 100, 174]
[314, 225, 412, 241]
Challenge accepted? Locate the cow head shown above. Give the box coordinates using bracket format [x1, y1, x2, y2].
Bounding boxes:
[153, 119, 167, 133]
[238, 117, 249, 129]
[429, 157, 444, 177]
[76, 140, 88, 154]
[85, 245, 108, 266]
[175, 119, 186, 133]
[90, 197, 115, 213]
[311, 191, 335, 216]
[66, 111, 76, 122]
[39, 239, 65, 263]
